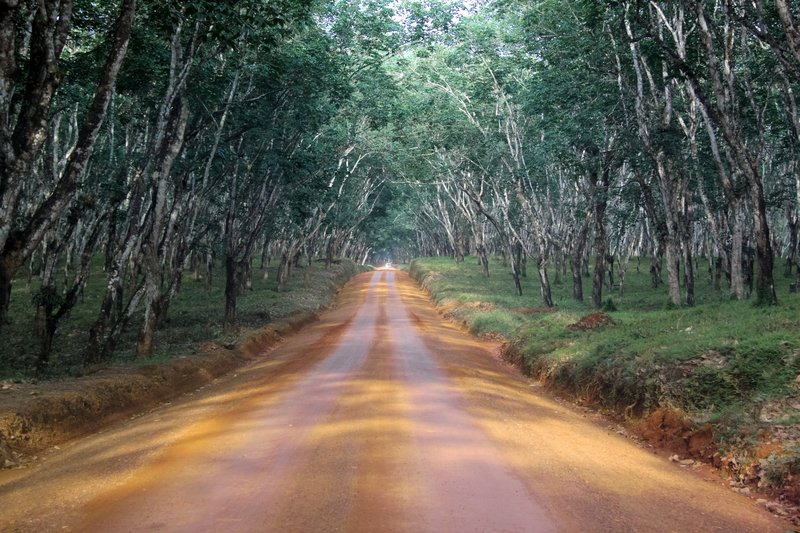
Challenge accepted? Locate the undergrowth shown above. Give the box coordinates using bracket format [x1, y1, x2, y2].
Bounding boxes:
[2, 258, 362, 379]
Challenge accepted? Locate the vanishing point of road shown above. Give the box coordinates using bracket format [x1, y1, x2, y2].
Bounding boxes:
[0, 270, 785, 532]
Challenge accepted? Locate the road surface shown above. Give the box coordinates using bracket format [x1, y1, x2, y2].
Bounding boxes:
[0, 270, 786, 532]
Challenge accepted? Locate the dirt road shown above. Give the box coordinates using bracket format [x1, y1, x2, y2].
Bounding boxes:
[0, 270, 786, 532]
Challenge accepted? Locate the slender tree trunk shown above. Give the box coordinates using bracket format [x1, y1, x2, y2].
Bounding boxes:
[223, 254, 238, 333]
[796, 254, 800, 291]
[516, 244, 526, 278]
[86, 275, 144, 365]
[37, 317, 57, 373]
[571, 258, 583, 302]
[537, 259, 554, 308]
[478, 245, 489, 277]
[86, 276, 120, 365]
[260, 238, 269, 270]
[752, 194, 777, 305]
[730, 205, 745, 299]
[277, 252, 291, 293]
[785, 210, 798, 277]
[691, 2, 776, 304]
[153, 263, 183, 329]
[507, 242, 522, 296]
[664, 239, 682, 305]
[592, 249, 606, 308]
[570, 219, 589, 302]
[650, 243, 663, 288]
[511, 270, 522, 296]
[136, 285, 157, 357]
[683, 243, 695, 306]
[504, 242, 522, 297]
[590, 169, 609, 309]
[454, 240, 465, 263]
[0, 259, 12, 325]
[325, 235, 335, 269]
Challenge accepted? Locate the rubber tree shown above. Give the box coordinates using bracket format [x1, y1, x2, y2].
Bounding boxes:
[0, 0, 137, 330]
[516, 0, 628, 308]
[623, 6, 696, 306]
[625, 0, 779, 305]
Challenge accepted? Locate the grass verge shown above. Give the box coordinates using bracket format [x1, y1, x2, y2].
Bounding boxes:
[409, 256, 800, 505]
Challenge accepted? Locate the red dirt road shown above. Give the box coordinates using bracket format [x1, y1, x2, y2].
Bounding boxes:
[0, 271, 786, 532]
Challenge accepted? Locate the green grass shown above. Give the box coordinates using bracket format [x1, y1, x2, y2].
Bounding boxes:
[2, 258, 362, 379]
[410, 256, 800, 428]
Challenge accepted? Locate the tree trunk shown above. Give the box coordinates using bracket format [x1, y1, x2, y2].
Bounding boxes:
[260, 239, 269, 270]
[664, 239, 682, 306]
[454, 241, 465, 263]
[86, 279, 120, 365]
[224, 254, 238, 333]
[511, 269, 523, 297]
[683, 243, 695, 307]
[277, 252, 291, 293]
[325, 234, 336, 269]
[0, 259, 12, 326]
[136, 294, 157, 357]
[206, 251, 214, 286]
[796, 252, 800, 290]
[650, 246, 663, 288]
[86, 275, 144, 365]
[570, 219, 589, 302]
[730, 206, 745, 299]
[37, 317, 57, 373]
[592, 250, 606, 309]
[477, 244, 489, 277]
[509, 243, 523, 296]
[590, 169, 609, 309]
[692, 2, 776, 304]
[571, 257, 583, 302]
[537, 259, 554, 308]
[752, 195, 777, 305]
[785, 210, 798, 277]
[155, 277, 178, 329]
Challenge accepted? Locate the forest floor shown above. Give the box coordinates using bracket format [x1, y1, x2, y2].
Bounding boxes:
[409, 256, 800, 519]
[1, 258, 362, 379]
[0, 260, 363, 468]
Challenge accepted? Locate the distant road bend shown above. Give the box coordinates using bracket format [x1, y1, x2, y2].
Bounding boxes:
[0, 270, 784, 532]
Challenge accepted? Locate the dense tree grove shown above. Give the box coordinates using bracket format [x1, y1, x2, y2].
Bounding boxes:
[2, 0, 800, 371]
[394, 0, 800, 312]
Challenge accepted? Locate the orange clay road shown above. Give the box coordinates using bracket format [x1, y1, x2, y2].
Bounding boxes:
[0, 270, 787, 532]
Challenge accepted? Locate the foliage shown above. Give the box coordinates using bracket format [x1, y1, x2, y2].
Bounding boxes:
[3, 0, 800, 382]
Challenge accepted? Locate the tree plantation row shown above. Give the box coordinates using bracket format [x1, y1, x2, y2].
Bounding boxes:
[391, 0, 800, 313]
[0, 0, 410, 372]
[3, 0, 800, 373]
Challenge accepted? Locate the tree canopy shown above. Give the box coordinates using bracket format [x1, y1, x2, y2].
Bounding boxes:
[2, 0, 800, 372]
